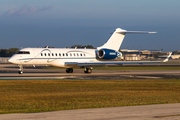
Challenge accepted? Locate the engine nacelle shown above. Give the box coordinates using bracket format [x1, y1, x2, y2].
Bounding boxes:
[97, 49, 122, 59]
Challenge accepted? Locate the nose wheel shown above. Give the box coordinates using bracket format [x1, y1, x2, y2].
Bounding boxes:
[18, 70, 23, 74]
[18, 65, 23, 74]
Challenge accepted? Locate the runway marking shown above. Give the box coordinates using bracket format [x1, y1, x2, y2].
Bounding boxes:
[120, 75, 162, 79]
[135, 75, 162, 79]
[0, 76, 76, 80]
[154, 114, 180, 118]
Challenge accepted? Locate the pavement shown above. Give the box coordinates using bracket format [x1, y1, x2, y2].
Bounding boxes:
[1, 64, 180, 80]
[0, 103, 180, 120]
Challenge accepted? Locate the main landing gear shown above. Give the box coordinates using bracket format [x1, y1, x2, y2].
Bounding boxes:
[84, 67, 92, 73]
[66, 68, 73, 73]
[66, 67, 93, 73]
[18, 65, 23, 74]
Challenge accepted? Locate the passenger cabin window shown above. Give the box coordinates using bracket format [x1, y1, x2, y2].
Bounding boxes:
[52, 53, 54, 56]
[44, 53, 46, 56]
[59, 53, 61, 56]
[66, 53, 68, 56]
[41, 53, 43, 56]
[48, 53, 50, 56]
[17, 51, 30, 54]
[63, 53, 65, 56]
[55, 53, 57, 56]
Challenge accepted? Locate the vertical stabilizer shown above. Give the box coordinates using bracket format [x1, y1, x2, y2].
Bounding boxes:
[97, 28, 126, 51]
[97, 28, 157, 51]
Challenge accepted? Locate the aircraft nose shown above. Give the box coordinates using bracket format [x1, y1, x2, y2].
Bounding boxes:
[8, 58, 13, 63]
[8, 57, 17, 64]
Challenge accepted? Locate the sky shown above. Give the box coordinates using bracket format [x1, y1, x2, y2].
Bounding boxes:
[0, 0, 180, 52]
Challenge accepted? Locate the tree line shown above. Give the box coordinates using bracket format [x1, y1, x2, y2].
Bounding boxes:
[44, 45, 96, 49]
[0, 48, 19, 57]
[70, 45, 95, 49]
[0, 45, 95, 57]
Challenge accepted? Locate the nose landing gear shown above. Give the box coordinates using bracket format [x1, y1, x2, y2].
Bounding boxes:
[18, 65, 23, 74]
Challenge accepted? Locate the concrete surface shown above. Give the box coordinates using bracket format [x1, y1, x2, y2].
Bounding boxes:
[0, 103, 180, 120]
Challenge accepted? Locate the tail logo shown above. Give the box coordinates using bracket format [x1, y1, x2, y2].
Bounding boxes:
[117, 52, 122, 58]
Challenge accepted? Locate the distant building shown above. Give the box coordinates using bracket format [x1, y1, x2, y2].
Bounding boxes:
[124, 54, 141, 61]
[121, 49, 161, 60]
[171, 55, 180, 59]
[0, 57, 10, 63]
[159, 54, 179, 59]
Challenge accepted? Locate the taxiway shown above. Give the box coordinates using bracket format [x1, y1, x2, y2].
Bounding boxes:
[1, 64, 180, 80]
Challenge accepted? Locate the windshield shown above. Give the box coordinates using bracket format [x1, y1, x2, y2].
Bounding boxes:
[16, 51, 30, 54]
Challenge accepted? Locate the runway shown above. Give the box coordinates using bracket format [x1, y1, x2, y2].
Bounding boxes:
[1, 64, 180, 80]
[1, 103, 180, 120]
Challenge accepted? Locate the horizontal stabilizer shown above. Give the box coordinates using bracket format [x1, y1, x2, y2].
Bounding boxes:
[118, 31, 157, 34]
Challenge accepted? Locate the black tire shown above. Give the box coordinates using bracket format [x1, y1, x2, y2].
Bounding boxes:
[84, 68, 92, 73]
[66, 68, 73, 73]
[66, 69, 69, 73]
[87, 69, 92, 73]
[18, 71, 23, 74]
[69, 68, 73, 73]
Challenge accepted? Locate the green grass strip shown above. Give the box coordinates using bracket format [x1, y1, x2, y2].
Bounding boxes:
[0, 79, 180, 114]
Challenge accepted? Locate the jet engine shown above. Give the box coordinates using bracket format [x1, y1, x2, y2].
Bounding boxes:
[97, 49, 122, 59]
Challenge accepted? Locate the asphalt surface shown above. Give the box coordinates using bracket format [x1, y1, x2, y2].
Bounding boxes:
[1, 64, 180, 80]
[1, 103, 180, 120]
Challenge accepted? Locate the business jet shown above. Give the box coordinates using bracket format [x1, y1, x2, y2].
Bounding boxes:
[8, 28, 171, 74]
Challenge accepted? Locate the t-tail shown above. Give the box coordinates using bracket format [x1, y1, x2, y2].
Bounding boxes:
[97, 28, 157, 51]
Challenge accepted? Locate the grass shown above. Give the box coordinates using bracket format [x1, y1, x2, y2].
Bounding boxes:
[0, 79, 180, 114]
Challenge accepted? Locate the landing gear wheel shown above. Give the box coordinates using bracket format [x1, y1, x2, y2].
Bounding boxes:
[66, 68, 73, 73]
[18, 65, 23, 74]
[18, 71, 23, 74]
[84, 68, 92, 73]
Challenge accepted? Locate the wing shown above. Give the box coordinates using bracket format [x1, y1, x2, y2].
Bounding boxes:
[65, 61, 161, 67]
[65, 52, 172, 68]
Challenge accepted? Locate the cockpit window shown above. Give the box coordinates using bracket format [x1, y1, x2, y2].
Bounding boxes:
[17, 51, 30, 54]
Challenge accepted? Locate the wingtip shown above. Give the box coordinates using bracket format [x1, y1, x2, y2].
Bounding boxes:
[163, 52, 172, 62]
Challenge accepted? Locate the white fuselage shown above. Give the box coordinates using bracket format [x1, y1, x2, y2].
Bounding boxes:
[9, 48, 99, 68]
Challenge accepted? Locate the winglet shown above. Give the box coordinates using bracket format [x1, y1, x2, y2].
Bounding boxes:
[163, 52, 172, 62]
